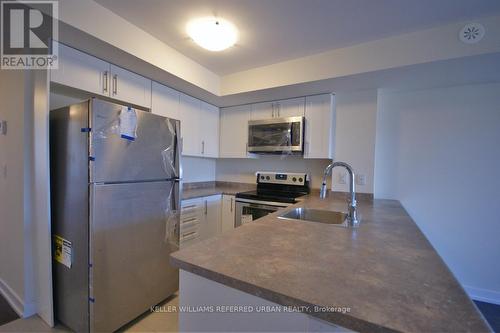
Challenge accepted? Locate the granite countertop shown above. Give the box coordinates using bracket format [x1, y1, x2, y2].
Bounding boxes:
[170, 193, 491, 333]
[182, 181, 256, 200]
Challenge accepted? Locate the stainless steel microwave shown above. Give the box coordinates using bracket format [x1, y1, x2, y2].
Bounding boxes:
[247, 116, 304, 153]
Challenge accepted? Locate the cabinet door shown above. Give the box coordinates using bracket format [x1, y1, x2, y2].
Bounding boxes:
[221, 195, 236, 233]
[304, 94, 335, 159]
[200, 101, 219, 158]
[200, 195, 221, 240]
[151, 82, 180, 120]
[219, 105, 251, 158]
[179, 93, 202, 157]
[51, 42, 110, 96]
[110, 64, 152, 108]
[251, 101, 274, 120]
[274, 97, 305, 118]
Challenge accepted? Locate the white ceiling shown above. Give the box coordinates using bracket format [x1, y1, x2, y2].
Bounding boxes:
[95, 0, 500, 75]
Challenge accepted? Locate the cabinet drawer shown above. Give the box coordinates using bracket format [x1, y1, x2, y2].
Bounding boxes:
[180, 229, 200, 248]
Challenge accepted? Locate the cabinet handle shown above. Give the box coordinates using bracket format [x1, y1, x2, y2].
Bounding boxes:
[271, 103, 274, 118]
[112, 74, 117, 95]
[201, 140, 205, 154]
[230, 198, 233, 212]
[103, 71, 108, 93]
[204, 200, 208, 215]
[277, 103, 280, 117]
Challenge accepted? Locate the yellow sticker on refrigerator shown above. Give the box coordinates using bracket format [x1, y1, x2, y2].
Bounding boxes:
[54, 235, 72, 268]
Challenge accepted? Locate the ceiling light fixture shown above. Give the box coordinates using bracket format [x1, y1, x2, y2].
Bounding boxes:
[187, 17, 238, 51]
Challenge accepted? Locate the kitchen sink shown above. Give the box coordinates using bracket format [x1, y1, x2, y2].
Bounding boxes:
[278, 208, 348, 226]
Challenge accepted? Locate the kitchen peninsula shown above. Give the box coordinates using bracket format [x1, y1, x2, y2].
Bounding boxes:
[170, 193, 491, 332]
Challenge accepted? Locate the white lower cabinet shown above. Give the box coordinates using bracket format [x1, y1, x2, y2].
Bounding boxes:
[179, 270, 353, 332]
[200, 195, 222, 240]
[221, 195, 236, 232]
[180, 194, 222, 248]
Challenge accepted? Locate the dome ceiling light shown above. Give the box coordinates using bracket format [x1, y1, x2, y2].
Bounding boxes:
[187, 17, 238, 51]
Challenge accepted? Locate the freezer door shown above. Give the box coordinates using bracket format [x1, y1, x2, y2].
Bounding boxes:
[89, 181, 179, 332]
[90, 99, 180, 183]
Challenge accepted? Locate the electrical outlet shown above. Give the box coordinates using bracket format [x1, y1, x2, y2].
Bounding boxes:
[0, 120, 6, 135]
[338, 173, 347, 184]
[356, 174, 367, 186]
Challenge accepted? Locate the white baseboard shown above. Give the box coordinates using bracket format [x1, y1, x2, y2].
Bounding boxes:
[0, 277, 24, 317]
[464, 285, 500, 305]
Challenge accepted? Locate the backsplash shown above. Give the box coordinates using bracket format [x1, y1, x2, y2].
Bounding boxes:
[215, 156, 331, 189]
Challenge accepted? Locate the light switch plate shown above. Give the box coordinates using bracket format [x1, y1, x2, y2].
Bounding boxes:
[338, 173, 347, 184]
[356, 174, 367, 186]
[0, 120, 6, 135]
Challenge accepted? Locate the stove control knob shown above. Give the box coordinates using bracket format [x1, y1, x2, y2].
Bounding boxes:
[260, 176, 265, 180]
[292, 177, 297, 182]
[266, 176, 270, 180]
[298, 177, 303, 183]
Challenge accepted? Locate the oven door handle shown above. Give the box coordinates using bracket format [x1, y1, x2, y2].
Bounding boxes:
[236, 198, 289, 208]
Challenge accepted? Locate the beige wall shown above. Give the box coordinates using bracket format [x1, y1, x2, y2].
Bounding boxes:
[216, 156, 331, 189]
[332, 90, 377, 194]
[0, 71, 53, 323]
[0, 70, 28, 315]
[375, 83, 500, 303]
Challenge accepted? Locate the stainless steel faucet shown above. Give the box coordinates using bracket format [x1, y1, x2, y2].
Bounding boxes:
[320, 161, 359, 227]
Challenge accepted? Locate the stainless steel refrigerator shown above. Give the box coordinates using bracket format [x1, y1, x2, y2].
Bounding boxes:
[50, 98, 181, 332]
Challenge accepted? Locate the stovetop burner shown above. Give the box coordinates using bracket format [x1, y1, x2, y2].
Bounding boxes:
[235, 190, 303, 204]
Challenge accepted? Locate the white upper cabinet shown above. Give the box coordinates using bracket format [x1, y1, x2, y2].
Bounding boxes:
[200, 101, 220, 158]
[251, 101, 274, 120]
[151, 82, 180, 120]
[51, 42, 109, 96]
[250, 97, 305, 120]
[109, 65, 151, 108]
[153, 84, 218, 158]
[179, 93, 202, 157]
[50, 42, 152, 109]
[273, 97, 305, 118]
[219, 104, 251, 158]
[304, 94, 336, 159]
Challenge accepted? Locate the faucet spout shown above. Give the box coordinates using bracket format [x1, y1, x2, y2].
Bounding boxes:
[319, 161, 359, 227]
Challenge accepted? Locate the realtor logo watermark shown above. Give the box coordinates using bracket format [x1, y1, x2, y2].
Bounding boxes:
[1, 0, 58, 69]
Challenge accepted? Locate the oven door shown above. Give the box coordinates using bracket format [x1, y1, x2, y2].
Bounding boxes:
[247, 117, 304, 153]
[235, 198, 289, 227]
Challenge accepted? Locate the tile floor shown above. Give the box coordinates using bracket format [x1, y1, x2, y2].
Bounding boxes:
[1, 295, 498, 332]
[120, 294, 179, 332]
[475, 301, 500, 333]
[0, 294, 18, 326]
[0, 294, 179, 333]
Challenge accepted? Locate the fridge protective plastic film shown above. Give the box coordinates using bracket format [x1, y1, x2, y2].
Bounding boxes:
[248, 124, 296, 159]
[94, 106, 138, 141]
[90, 99, 180, 182]
[163, 183, 180, 248]
[161, 118, 179, 178]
